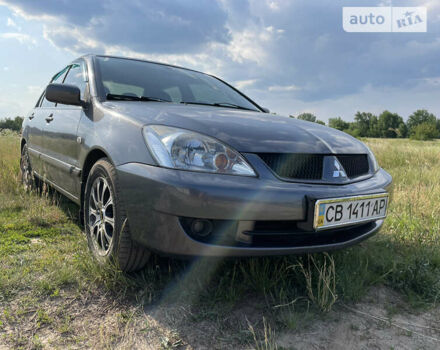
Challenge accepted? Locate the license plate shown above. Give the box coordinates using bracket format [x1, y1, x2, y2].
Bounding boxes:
[313, 193, 389, 230]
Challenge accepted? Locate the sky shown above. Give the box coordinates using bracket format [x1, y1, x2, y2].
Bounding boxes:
[0, 0, 439, 123]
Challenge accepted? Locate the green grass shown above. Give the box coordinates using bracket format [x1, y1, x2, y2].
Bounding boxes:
[1, 132, 440, 348]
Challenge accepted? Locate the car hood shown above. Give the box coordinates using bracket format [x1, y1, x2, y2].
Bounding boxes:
[102, 101, 367, 154]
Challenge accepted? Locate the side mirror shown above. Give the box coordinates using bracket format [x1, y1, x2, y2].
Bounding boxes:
[46, 83, 83, 107]
[261, 107, 270, 113]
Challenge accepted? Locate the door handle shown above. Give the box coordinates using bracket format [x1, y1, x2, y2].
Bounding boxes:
[45, 114, 54, 123]
[29, 113, 35, 120]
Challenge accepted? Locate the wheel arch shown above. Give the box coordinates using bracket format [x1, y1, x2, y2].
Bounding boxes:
[80, 147, 113, 222]
[20, 138, 26, 151]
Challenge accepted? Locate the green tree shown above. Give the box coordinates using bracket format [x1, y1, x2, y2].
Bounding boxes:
[354, 112, 376, 137]
[377, 111, 404, 138]
[368, 115, 381, 137]
[397, 122, 408, 138]
[296, 112, 325, 125]
[344, 124, 361, 138]
[410, 122, 439, 141]
[328, 117, 350, 131]
[407, 110, 437, 136]
[0, 116, 24, 132]
[296, 112, 317, 122]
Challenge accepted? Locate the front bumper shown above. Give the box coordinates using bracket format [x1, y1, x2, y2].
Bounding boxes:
[116, 158, 392, 257]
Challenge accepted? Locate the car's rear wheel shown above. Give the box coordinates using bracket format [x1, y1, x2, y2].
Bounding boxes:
[84, 158, 150, 272]
[20, 144, 40, 191]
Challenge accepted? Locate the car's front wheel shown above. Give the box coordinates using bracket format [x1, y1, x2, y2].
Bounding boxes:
[84, 158, 150, 272]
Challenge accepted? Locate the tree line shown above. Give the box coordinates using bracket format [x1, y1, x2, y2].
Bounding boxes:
[0, 116, 24, 132]
[2, 111, 440, 141]
[293, 110, 440, 140]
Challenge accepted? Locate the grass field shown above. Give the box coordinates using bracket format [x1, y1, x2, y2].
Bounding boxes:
[1, 131, 440, 349]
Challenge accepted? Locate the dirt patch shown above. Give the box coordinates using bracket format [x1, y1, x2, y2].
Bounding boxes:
[277, 287, 440, 350]
[1, 287, 439, 349]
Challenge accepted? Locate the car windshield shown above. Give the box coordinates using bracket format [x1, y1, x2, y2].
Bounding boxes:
[95, 56, 260, 112]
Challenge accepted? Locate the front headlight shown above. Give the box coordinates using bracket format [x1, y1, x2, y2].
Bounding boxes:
[366, 146, 380, 172]
[143, 125, 256, 176]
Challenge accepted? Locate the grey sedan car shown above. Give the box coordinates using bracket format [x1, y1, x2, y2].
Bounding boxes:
[21, 55, 392, 271]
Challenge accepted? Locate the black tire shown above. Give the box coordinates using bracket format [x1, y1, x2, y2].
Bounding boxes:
[20, 144, 40, 191]
[84, 158, 150, 272]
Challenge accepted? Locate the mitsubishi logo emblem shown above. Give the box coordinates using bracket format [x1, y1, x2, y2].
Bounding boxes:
[332, 159, 346, 178]
[323, 156, 348, 182]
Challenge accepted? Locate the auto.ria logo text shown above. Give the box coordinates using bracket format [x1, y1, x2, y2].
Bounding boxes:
[343, 7, 427, 33]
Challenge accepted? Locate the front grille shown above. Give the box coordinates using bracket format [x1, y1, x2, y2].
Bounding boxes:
[258, 153, 323, 180]
[258, 153, 369, 181]
[249, 222, 375, 248]
[179, 217, 376, 248]
[336, 154, 369, 178]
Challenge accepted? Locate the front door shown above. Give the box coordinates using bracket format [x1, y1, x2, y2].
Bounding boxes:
[42, 61, 87, 199]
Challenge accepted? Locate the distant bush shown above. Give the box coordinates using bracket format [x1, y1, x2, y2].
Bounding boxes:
[410, 122, 440, 141]
[293, 113, 326, 125]
[0, 129, 20, 137]
[377, 110, 406, 138]
[407, 109, 437, 137]
[328, 117, 350, 131]
[323, 109, 439, 140]
[344, 126, 361, 138]
[0, 116, 24, 132]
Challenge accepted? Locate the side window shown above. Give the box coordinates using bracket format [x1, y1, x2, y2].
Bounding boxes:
[63, 62, 87, 100]
[53, 68, 69, 84]
[40, 66, 69, 108]
[40, 94, 55, 108]
[35, 91, 45, 108]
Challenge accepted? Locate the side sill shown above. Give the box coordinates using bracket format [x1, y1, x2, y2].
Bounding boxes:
[28, 147, 81, 177]
[34, 171, 80, 204]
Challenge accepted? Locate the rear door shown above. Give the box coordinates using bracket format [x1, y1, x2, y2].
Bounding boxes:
[41, 60, 88, 199]
[26, 93, 46, 176]
[30, 67, 69, 178]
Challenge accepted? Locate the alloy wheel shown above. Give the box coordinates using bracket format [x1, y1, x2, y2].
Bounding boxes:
[88, 176, 115, 256]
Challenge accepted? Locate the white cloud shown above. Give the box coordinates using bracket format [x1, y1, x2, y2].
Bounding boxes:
[420, 76, 440, 86]
[268, 85, 301, 92]
[265, 0, 290, 12]
[267, 1, 279, 11]
[0, 0, 55, 22]
[422, 0, 440, 12]
[6, 17, 19, 29]
[0, 32, 36, 45]
[234, 79, 258, 89]
[3, 67, 9, 71]
[0, 95, 28, 118]
[27, 85, 43, 94]
[1, 0, 440, 121]
[42, 25, 100, 53]
[226, 25, 284, 65]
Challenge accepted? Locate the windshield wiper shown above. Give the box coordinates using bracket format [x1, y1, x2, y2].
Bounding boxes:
[180, 101, 257, 111]
[106, 94, 255, 110]
[106, 93, 171, 102]
[212, 102, 257, 111]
